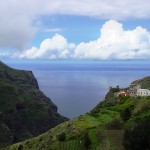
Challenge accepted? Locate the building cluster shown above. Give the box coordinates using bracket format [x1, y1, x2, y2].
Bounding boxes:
[116, 84, 150, 97]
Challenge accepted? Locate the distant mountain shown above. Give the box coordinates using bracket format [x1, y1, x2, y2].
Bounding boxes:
[5, 76, 150, 150]
[0, 61, 67, 148]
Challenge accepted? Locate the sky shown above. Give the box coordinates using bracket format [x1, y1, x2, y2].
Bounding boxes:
[0, 0, 150, 60]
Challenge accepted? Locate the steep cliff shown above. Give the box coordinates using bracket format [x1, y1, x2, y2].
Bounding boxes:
[0, 61, 67, 147]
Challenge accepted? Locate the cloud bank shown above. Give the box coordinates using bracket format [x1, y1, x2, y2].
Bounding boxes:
[0, 0, 150, 49]
[18, 20, 150, 60]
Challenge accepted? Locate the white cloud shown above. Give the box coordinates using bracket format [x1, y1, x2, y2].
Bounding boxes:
[43, 28, 63, 33]
[0, 18, 36, 50]
[37, 0, 150, 19]
[18, 20, 150, 60]
[20, 34, 75, 59]
[0, 0, 150, 50]
[75, 20, 150, 60]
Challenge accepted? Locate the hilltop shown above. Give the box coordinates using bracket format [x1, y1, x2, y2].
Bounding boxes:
[0, 61, 67, 148]
[4, 76, 150, 150]
[132, 76, 150, 89]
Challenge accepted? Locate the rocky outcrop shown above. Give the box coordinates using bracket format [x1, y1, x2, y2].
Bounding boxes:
[0, 61, 68, 147]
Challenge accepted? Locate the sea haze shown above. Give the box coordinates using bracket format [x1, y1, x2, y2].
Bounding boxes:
[4, 60, 150, 118]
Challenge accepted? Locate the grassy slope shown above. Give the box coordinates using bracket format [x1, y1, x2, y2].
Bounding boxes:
[6, 95, 150, 150]
[4, 97, 150, 150]
[4, 76, 150, 150]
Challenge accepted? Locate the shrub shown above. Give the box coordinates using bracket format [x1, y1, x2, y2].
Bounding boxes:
[106, 118, 122, 130]
[124, 118, 150, 150]
[133, 99, 150, 116]
[83, 131, 91, 149]
[96, 127, 106, 142]
[18, 144, 23, 150]
[58, 132, 66, 142]
[120, 107, 131, 121]
[16, 102, 26, 111]
[0, 124, 13, 145]
[0, 112, 3, 124]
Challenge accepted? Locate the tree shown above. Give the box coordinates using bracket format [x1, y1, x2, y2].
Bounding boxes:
[58, 132, 66, 142]
[116, 85, 120, 90]
[96, 127, 106, 142]
[18, 144, 23, 150]
[106, 118, 122, 130]
[58, 132, 66, 150]
[83, 131, 91, 149]
[120, 107, 131, 121]
[16, 102, 25, 111]
[0, 124, 13, 146]
[124, 118, 150, 150]
[0, 112, 3, 124]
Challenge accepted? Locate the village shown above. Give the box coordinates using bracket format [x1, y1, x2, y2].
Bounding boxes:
[115, 84, 150, 97]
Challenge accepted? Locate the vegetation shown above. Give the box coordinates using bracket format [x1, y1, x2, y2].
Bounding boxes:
[5, 85, 150, 150]
[58, 132, 66, 142]
[83, 131, 91, 149]
[120, 107, 131, 121]
[0, 61, 67, 148]
[105, 118, 123, 130]
[17, 144, 23, 150]
[124, 118, 150, 150]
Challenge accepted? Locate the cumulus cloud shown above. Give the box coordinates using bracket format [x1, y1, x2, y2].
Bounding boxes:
[20, 34, 75, 59]
[18, 20, 150, 60]
[75, 20, 150, 60]
[0, 0, 150, 50]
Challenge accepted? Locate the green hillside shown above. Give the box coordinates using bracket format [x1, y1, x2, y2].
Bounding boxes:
[4, 76, 150, 150]
[0, 61, 67, 148]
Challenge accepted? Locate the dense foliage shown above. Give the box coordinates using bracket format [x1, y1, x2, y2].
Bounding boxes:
[124, 118, 150, 150]
[120, 107, 131, 121]
[0, 61, 67, 147]
[83, 131, 91, 149]
[58, 133, 66, 142]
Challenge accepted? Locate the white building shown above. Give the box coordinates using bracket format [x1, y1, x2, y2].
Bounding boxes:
[137, 89, 150, 96]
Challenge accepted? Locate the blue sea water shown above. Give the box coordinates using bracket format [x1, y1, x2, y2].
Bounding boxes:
[4, 60, 150, 118]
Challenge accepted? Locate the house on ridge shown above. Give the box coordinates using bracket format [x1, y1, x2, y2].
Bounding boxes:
[129, 83, 150, 96]
[116, 90, 129, 97]
[129, 84, 141, 97]
[114, 83, 150, 97]
[137, 89, 150, 96]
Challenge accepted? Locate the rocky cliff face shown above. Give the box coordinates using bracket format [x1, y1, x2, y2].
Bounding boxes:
[0, 61, 67, 147]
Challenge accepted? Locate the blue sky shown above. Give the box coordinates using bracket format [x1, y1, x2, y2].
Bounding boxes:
[34, 15, 150, 46]
[34, 16, 102, 46]
[0, 0, 150, 60]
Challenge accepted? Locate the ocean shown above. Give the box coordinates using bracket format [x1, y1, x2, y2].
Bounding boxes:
[4, 60, 150, 118]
